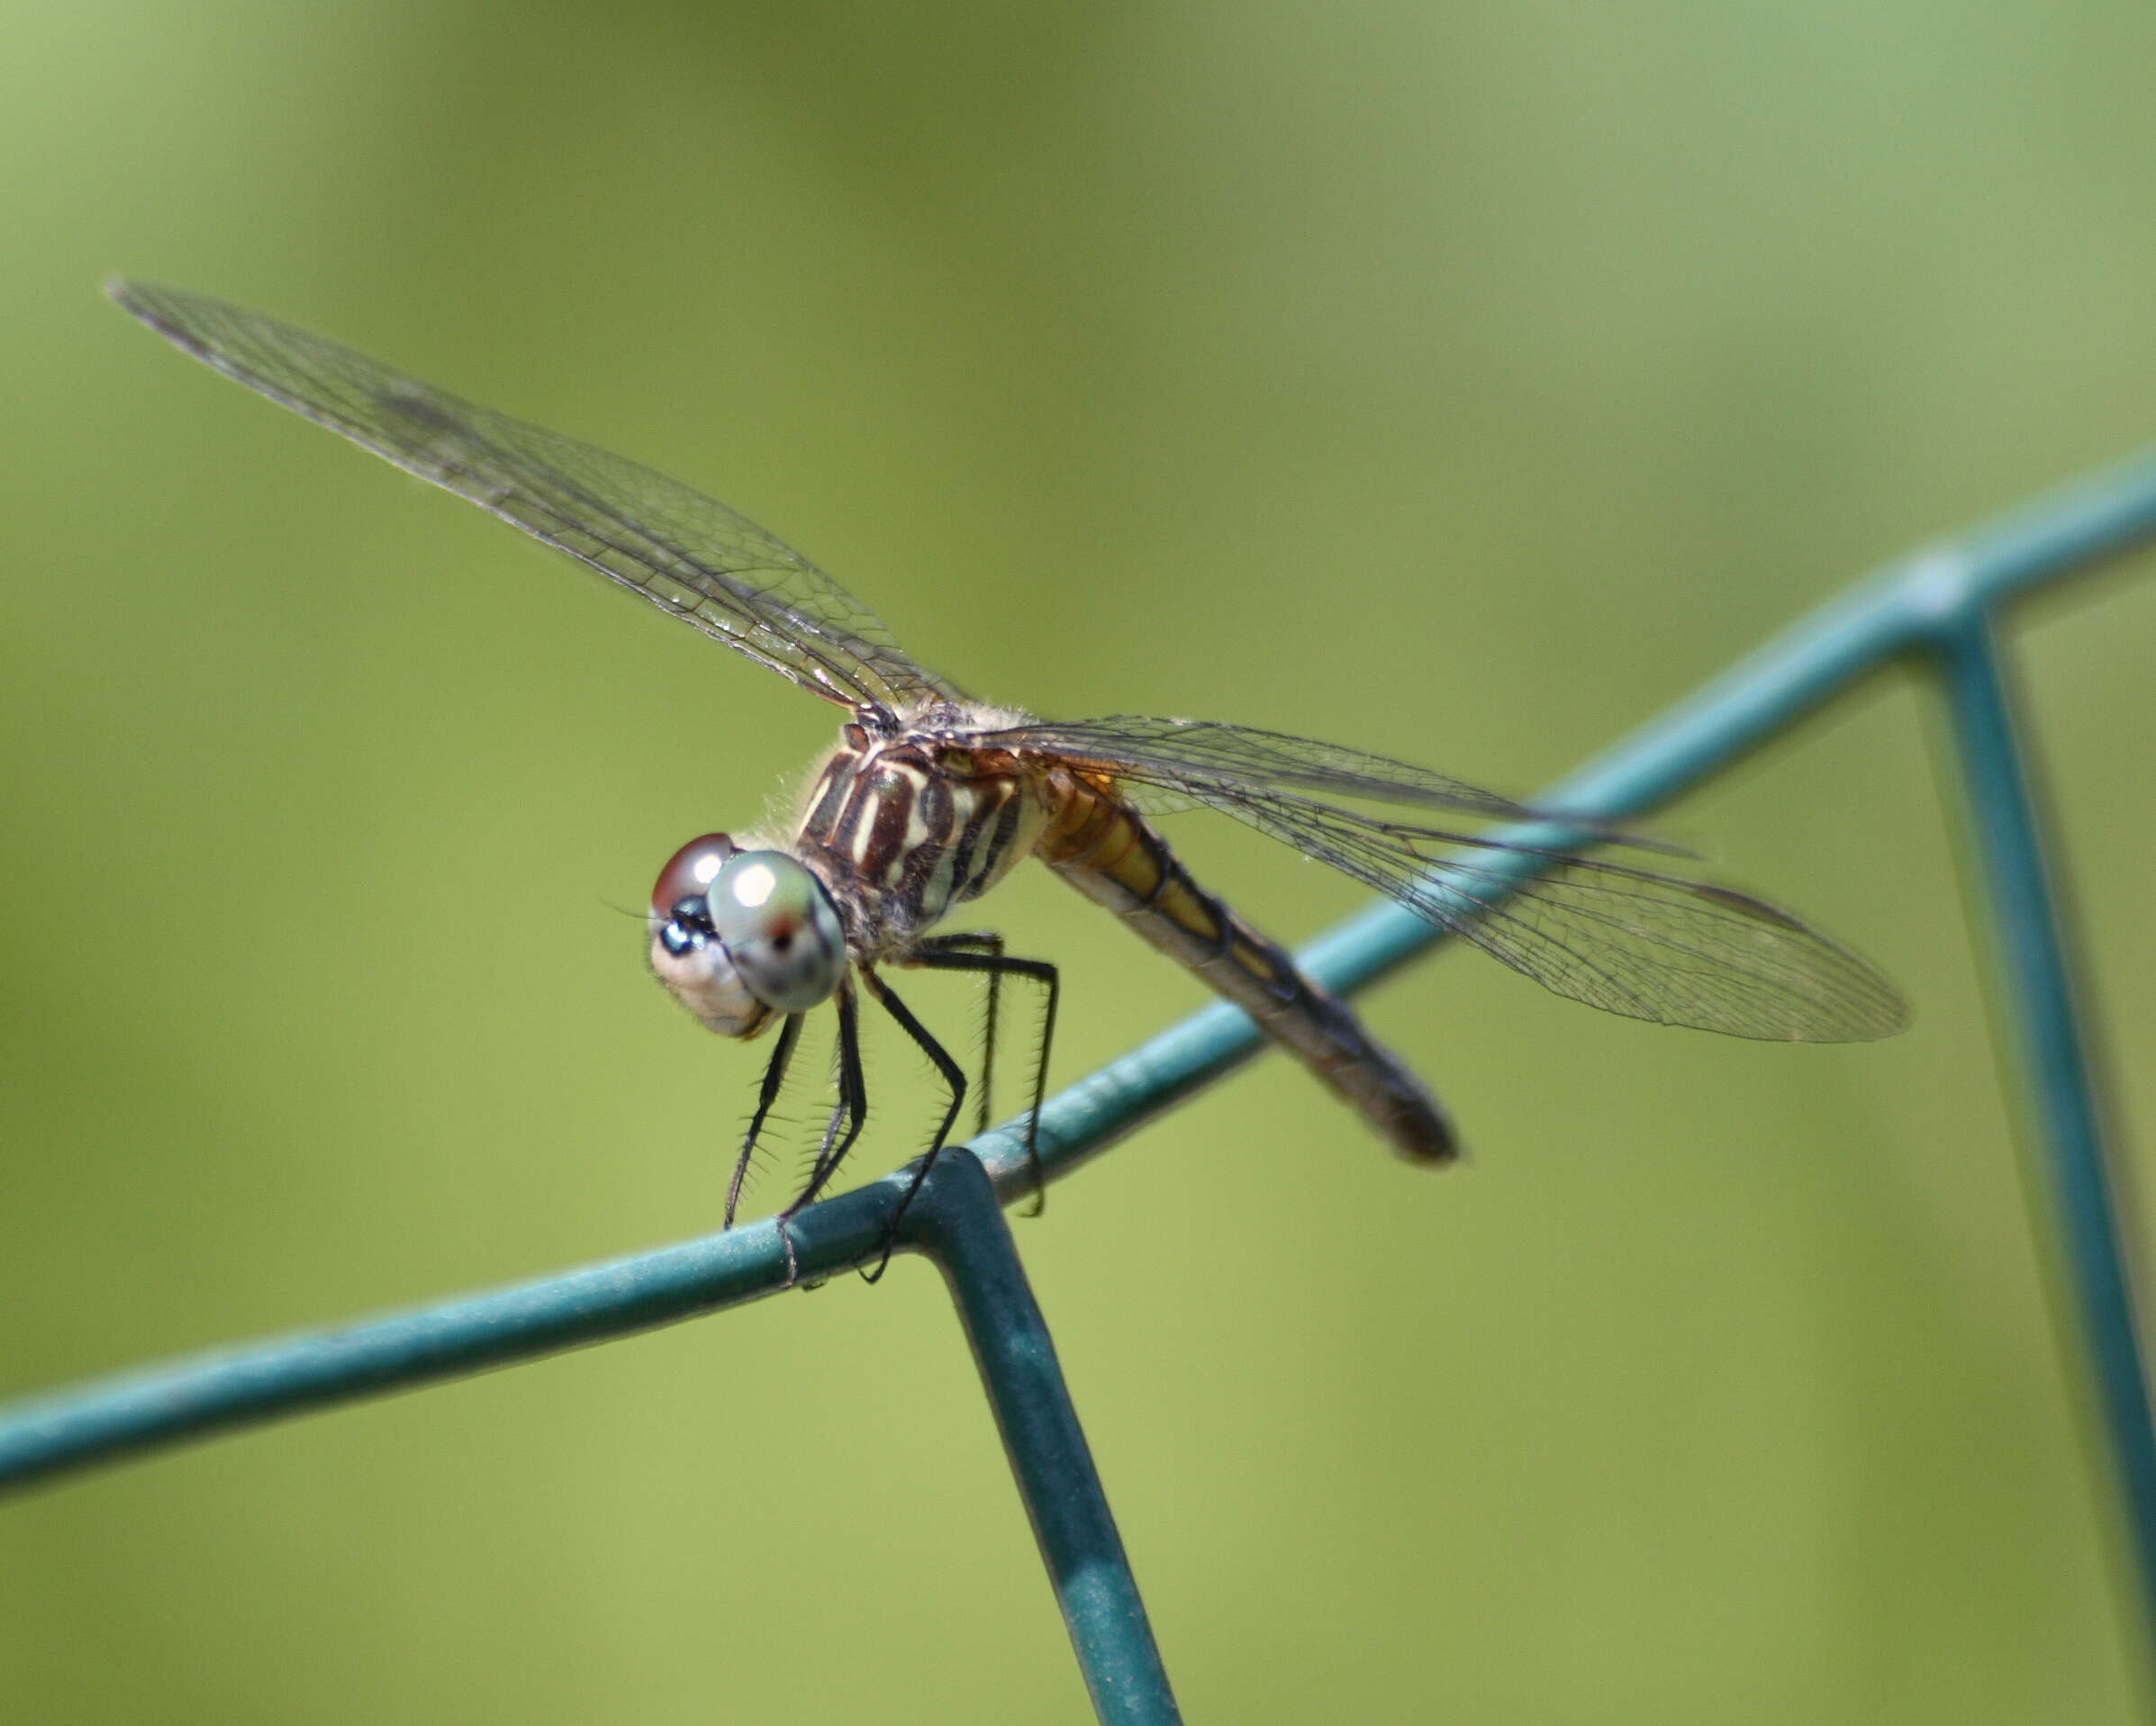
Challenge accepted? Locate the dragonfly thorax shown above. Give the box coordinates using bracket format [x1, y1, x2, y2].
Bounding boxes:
[792, 726, 1047, 959]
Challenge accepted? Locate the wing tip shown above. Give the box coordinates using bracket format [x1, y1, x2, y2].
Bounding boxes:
[104, 276, 195, 343]
[104, 275, 150, 318]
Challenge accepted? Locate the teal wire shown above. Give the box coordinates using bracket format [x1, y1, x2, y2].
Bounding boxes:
[5, 445, 2156, 1594]
[1931, 609, 2156, 1652]
[907, 1151, 1182, 1726]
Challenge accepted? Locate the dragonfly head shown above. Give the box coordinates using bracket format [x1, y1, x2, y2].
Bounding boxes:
[648, 833, 847, 1035]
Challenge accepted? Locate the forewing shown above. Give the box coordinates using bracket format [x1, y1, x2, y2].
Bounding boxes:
[112, 281, 959, 714]
[980, 719, 1905, 1041]
[994, 717, 1544, 815]
[974, 716, 1682, 852]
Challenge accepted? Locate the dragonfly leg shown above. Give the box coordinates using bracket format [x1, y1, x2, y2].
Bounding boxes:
[913, 932, 1009, 1133]
[726, 1011, 804, 1229]
[911, 939, 1060, 1217]
[777, 980, 869, 1285]
[855, 967, 968, 1282]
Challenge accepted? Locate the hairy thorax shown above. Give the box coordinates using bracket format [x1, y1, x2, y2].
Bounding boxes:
[788, 707, 1051, 961]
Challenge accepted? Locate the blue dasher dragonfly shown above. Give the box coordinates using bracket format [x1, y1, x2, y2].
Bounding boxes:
[112, 283, 1907, 1270]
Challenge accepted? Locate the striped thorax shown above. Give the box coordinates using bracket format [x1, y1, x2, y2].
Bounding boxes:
[793, 713, 1048, 961]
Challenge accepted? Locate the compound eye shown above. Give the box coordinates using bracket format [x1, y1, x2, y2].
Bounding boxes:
[708, 851, 847, 1012]
[650, 832, 738, 920]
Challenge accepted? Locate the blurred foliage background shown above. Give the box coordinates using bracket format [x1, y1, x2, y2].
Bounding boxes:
[4, 3, 2155, 1721]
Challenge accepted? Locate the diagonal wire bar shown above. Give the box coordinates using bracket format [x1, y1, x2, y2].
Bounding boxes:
[4, 444, 2155, 1475]
[3, 441, 2155, 1697]
[958, 447, 2156, 1198]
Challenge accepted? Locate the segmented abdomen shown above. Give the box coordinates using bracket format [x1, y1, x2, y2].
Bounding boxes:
[1034, 771, 1455, 1161]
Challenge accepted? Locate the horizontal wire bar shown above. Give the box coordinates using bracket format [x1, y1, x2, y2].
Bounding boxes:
[6, 441, 2156, 1493]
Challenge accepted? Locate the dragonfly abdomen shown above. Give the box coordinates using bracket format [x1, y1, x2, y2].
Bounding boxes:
[1036, 773, 1455, 1162]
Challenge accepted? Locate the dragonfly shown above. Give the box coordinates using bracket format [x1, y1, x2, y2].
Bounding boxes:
[111, 282, 1907, 1274]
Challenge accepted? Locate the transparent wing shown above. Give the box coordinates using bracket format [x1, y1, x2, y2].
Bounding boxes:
[975, 718, 1907, 1041]
[972, 716, 1680, 851]
[111, 281, 959, 715]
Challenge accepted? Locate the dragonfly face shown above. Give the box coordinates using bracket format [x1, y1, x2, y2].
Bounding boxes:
[648, 832, 847, 1034]
[111, 280, 1907, 1274]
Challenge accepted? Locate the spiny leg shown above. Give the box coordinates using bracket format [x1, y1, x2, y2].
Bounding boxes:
[810, 1096, 851, 1184]
[790, 979, 868, 1210]
[726, 1011, 804, 1229]
[912, 942, 1060, 1216]
[916, 932, 1008, 1134]
[855, 966, 968, 1282]
[776, 980, 869, 1285]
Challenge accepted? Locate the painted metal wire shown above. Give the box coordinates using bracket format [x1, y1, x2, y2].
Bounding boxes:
[6, 445, 2156, 1723]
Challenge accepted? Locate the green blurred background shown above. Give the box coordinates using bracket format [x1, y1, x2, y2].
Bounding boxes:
[4, 3, 2155, 1720]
